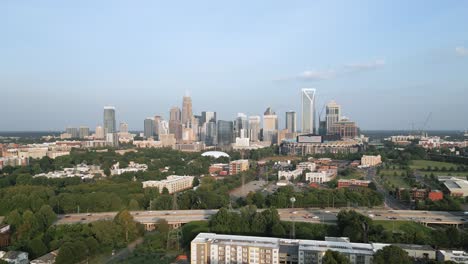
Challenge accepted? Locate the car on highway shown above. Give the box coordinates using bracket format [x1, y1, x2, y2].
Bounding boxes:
[464, 212, 468, 215]
[435, 218, 442, 221]
[64, 215, 71, 218]
[368, 214, 375, 218]
[325, 211, 331, 213]
[81, 218, 86, 221]
[291, 211, 298, 214]
[312, 216, 319, 219]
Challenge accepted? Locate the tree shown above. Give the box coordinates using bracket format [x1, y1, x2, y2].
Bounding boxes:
[27, 237, 48, 259]
[271, 223, 286, 237]
[128, 199, 140, 210]
[322, 250, 350, 264]
[114, 210, 139, 242]
[373, 245, 412, 264]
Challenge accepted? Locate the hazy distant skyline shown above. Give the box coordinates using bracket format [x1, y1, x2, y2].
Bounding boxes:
[1, 1, 468, 131]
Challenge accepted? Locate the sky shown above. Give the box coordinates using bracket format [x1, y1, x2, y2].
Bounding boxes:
[1, 0, 468, 131]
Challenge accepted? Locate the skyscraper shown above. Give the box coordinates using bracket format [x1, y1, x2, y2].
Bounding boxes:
[79, 126, 89, 138]
[66, 127, 79, 138]
[201, 111, 216, 123]
[144, 118, 155, 139]
[235, 113, 249, 138]
[154, 116, 162, 139]
[217, 120, 234, 146]
[205, 121, 217, 146]
[248, 116, 261, 142]
[119, 122, 129, 133]
[95, 126, 104, 139]
[301, 88, 316, 134]
[326, 100, 341, 135]
[285, 111, 297, 133]
[263, 107, 278, 143]
[182, 95, 193, 127]
[103, 106, 116, 134]
[169, 106, 182, 141]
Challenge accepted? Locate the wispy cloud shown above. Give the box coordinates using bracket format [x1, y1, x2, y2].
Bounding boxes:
[343, 59, 385, 72]
[456, 46, 468, 57]
[279, 59, 385, 82]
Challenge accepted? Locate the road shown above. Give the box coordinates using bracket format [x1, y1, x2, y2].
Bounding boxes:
[366, 167, 409, 210]
[54, 208, 467, 227]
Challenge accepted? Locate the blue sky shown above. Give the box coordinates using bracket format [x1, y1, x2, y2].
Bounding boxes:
[1, 0, 467, 131]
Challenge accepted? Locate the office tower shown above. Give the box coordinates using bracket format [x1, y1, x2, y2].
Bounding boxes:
[248, 116, 261, 142]
[326, 100, 341, 135]
[103, 106, 116, 134]
[205, 121, 217, 146]
[66, 127, 79, 138]
[201, 111, 216, 123]
[182, 95, 193, 127]
[106, 133, 119, 147]
[217, 120, 234, 146]
[170, 106, 181, 122]
[328, 118, 359, 139]
[192, 115, 202, 141]
[119, 122, 129, 133]
[169, 106, 182, 141]
[159, 120, 169, 135]
[285, 111, 297, 133]
[79, 126, 89, 138]
[95, 126, 105, 139]
[301, 88, 316, 134]
[153, 116, 162, 139]
[235, 113, 249, 138]
[318, 121, 327, 136]
[263, 107, 278, 143]
[144, 118, 155, 139]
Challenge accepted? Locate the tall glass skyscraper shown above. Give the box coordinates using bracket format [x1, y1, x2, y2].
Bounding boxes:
[217, 120, 234, 146]
[301, 88, 316, 134]
[285, 111, 297, 133]
[144, 118, 155, 138]
[103, 106, 116, 134]
[326, 100, 341, 135]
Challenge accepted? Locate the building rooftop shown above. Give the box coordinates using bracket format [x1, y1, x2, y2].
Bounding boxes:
[201, 151, 230, 159]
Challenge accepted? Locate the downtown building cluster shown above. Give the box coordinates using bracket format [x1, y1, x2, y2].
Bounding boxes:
[132, 88, 363, 154]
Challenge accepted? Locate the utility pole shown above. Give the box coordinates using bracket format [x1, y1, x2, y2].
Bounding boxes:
[290, 197, 296, 239]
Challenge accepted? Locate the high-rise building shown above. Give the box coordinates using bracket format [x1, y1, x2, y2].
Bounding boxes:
[328, 118, 359, 139]
[326, 100, 341, 135]
[159, 120, 169, 135]
[301, 88, 316, 134]
[95, 126, 105, 139]
[285, 111, 297, 133]
[201, 111, 216, 123]
[248, 116, 261, 142]
[119, 122, 129, 133]
[217, 120, 234, 146]
[169, 107, 182, 141]
[144, 118, 155, 139]
[65, 127, 79, 138]
[235, 113, 249, 138]
[205, 121, 217, 146]
[263, 107, 278, 143]
[79, 126, 89, 138]
[153, 116, 162, 139]
[170, 106, 181, 122]
[182, 95, 193, 127]
[103, 106, 116, 134]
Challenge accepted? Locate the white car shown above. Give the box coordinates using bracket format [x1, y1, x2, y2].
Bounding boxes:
[312, 216, 319, 219]
[368, 214, 375, 218]
[325, 211, 331, 213]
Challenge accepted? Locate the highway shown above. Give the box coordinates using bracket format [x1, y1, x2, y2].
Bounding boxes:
[54, 208, 467, 228]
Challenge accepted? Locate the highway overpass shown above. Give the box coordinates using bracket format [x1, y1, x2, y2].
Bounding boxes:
[54, 208, 467, 231]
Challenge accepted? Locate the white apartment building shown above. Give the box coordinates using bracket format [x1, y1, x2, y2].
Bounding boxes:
[305, 171, 335, 183]
[142, 175, 194, 194]
[360, 155, 382, 167]
[437, 250, 468, 263]
[296, 162, 316, 172]
[111, 161, 148, 175]
[278, 169, 303, 181]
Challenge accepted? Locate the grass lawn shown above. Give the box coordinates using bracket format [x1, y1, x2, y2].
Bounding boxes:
[339, 170, 365, 180]
[410, 160, 458, 170]
[374, 220, 431, 234]
[419, 171, 468, 177]
[378, 169, 411, 189]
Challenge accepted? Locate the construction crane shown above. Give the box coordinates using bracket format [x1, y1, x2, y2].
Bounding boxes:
[419, 112, 432, 136]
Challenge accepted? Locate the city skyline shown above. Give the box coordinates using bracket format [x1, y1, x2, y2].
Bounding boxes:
[1, 1, 468, 131]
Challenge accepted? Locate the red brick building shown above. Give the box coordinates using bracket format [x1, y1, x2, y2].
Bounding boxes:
[428, 190, 443, 201]
[337, 179, 371, 189]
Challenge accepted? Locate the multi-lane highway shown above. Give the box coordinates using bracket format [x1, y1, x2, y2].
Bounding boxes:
[54, 208, 467, 229]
